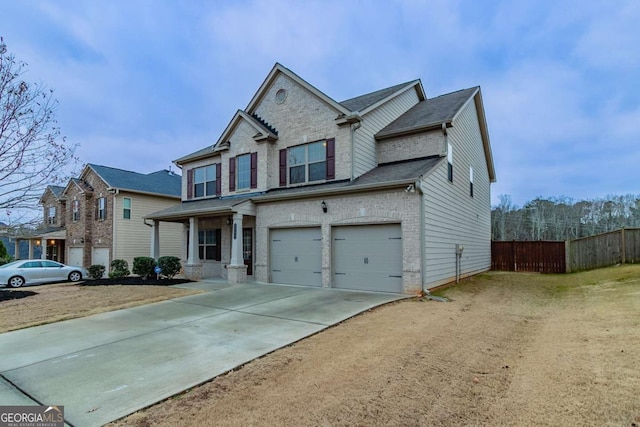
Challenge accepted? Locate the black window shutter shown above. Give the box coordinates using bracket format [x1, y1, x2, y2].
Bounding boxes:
[216, 163, 222, 196]
[215, 229, 222, 261]
[186, 169, 194, 199]
[250, 152, 258, 189]
[229, 157, 236, 192]
[326, 138, 335, 180]
[279, 149, 287, 187]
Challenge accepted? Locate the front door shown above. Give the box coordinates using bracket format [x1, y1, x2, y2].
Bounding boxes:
[243, 228, 253, 275]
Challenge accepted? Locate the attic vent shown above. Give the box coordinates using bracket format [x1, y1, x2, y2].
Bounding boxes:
[275, 88, 287, 104]
[251, 113, 278, 136]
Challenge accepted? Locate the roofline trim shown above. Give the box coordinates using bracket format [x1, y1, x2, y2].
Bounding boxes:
[245, 63, 351, 116]
[375, 121, 453, 141]
[359, 80, 425, 116]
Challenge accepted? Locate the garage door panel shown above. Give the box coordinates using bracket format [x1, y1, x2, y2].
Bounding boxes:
[270, 228, 322, 287]
[68, 248, 84, 268]
[333, 224, 402, 293]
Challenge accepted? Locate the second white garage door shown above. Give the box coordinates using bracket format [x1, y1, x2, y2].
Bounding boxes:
[332, 224, 403, 293]
[270, 227, 322, 287]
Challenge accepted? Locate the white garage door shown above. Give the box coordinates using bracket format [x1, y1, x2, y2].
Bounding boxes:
[270, 228, 322, 287]
[92, 248, 110, 277]
[68, 247, 84, 268]
[332, 224, 403, 293]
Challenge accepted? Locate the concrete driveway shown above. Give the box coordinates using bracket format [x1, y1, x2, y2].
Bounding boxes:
[0, 281, 405, 426]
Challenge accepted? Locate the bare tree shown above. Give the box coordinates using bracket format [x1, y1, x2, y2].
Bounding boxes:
[0, 38, 79, 225]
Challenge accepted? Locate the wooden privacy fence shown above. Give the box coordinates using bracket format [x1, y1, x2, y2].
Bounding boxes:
[568, 228, 640, 271]
[492, 228, 640, 273]
[491, 241, 566, 273]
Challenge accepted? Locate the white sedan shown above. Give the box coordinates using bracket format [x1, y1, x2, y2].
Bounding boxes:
[0, 260, 88, 288]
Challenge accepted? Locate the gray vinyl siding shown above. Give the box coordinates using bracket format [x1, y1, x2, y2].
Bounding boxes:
[421, 100, 491, 288]
[114, 193, 183, 268]
[353, 88, 420, 177]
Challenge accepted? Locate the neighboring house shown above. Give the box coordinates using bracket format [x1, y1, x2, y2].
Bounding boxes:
[148, 63, 496, 294]
[15, 164, 183, 271]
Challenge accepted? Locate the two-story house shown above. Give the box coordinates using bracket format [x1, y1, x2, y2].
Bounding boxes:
[16, 164, 184, 272]
[148, 63, 496, 294]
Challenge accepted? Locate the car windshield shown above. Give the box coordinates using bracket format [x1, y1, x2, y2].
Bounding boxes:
[0, 261, 23, 269]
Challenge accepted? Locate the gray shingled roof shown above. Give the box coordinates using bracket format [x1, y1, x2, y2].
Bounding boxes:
[147, 195, 254, 220]
[88, 164, 181, 198]
[340, 81, 417, 112]
[376, 87, 478, 139]
[48, 185, 65, 198]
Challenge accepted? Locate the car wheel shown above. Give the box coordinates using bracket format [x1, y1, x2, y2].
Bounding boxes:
[9, 276, 25, 288]
[68, 271, 82, 282]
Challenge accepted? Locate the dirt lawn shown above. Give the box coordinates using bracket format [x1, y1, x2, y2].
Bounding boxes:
[108, 266, 640, 427]
[0, 283, 200, 333]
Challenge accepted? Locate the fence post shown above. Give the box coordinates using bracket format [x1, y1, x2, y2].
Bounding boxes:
[564, 240, 571, 273]
[621, 228, 626, 264]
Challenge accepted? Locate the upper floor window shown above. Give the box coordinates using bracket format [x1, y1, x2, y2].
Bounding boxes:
[229, 153, 257, 192]
[187, 164, 220, 199]
[280, 139, 335, 187]
[47, 207, 56, 225]
[194, 165, 217, 198]
[447, 144, 453, 182]
[469, 166, 474, 197]
[96, 197, 107, 221]
[236, 154, 251, 190]
[72, 200, 80, 222]
[123, 197, 131, 219]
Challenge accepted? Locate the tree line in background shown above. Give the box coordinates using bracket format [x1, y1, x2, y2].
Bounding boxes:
[491, 194, 640, 241]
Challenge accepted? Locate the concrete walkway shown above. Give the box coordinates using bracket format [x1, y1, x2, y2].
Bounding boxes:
[0, 282, 405, 426]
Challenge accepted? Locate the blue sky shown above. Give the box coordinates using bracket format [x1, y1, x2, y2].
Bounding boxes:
[1, 0, 638, 208]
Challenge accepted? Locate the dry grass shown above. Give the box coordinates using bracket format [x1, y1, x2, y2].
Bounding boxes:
[0, 283, 200, 333]
[109, 265, 640, 427]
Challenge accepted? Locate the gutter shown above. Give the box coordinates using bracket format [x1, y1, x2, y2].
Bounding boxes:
[376, 121, 452, 141]
[251, 178, 417, 204]
[416, 179, 428, 296]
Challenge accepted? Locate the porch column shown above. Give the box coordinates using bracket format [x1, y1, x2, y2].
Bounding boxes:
[28, 239, 34, 259]
[230, 213, 244, 266]
[41, 239, 48, 260]
[184, 217, 202, 280]
[228, 213, 247, 284]
[150, 220, 160, 259]
[14, 239, 20, 260]
[187, 217, 199, 265]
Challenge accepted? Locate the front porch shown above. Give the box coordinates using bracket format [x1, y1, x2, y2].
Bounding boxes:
[12, 228, 66, 262]
[148, 197, 256, 284]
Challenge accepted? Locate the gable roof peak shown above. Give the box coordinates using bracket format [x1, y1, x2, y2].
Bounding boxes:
[340, 79, 425, 113]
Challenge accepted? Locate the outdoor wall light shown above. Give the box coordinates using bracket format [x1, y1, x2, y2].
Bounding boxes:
[226, 216, 233, 226]
[80, 237, 85, 244]
[321, 201, 327, 213]
[35, 240, 41, 246]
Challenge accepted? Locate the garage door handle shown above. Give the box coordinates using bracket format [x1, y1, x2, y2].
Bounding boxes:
[273, 269, 281, 272]
[335, 272, 346, 275]
[389, 275, 402, 278]
[313, 271, 321, 274]
[388, 237, 402, 240]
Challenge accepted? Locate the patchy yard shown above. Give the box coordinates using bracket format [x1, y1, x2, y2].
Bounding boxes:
[0, 283, 200, 333]
[110, 266, 640, 427]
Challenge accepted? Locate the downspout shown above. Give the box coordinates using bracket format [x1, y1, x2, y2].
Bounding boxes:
[108, 188, 119, 261]
[416, 179, 428, 296]
[350, 120, 362, 181]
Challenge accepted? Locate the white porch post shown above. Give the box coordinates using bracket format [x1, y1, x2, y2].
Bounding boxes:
[28, 239, 34, 259]
[182, 222, 189, 263]
[183, 217, 202, 280]
[150, 220, 160, 259]
[187, 217, 199, 265]
[41, 239, 47, 260]
[227, 213, 247, 284]
[230, 213, 244, 266]
[15, 239, 21, 260]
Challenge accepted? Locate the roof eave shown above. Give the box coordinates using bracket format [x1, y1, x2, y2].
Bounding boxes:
[252, 179, 417, 204]
[359, 80, 424, 116]
[375, 122, 452, 141]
